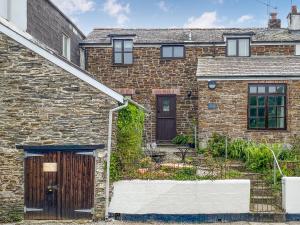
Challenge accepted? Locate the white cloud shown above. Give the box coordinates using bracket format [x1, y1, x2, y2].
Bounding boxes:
[237, 15, 254, 23]
[158, 1, 169, 12]
[184, 11, 222, 28]
[51, 0, 95, 15]
[103, 0, 130, 25]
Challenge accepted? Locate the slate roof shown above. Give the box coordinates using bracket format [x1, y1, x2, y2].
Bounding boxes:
[196, 56, 300, 79]
[83, 28, 300, 44]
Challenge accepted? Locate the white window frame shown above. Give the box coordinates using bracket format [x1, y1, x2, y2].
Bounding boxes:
[62, 34, 71, 61]
[295, 44, 300, 56]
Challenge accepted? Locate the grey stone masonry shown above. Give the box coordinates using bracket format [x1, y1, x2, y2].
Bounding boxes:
[27, 0, 85, 65]
[0, 32, 116, 222]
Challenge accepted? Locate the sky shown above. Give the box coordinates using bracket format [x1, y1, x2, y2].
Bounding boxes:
[51, 0, 300, 35]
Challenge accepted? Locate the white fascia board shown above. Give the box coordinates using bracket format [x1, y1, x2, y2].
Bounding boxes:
[0, 19, 124, 103]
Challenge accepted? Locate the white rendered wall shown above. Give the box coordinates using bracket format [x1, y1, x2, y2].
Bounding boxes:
[9, 0, 27, 31]
[0, 0, 8, 19]
[282, 177, 300, 214]
[0, 0, 27, 31]
[109, 180, 251, 215]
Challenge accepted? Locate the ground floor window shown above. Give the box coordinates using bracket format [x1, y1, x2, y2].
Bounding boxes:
[248, 84, 286, 130]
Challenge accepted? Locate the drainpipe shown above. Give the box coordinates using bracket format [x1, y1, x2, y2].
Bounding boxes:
[104, 98, 150, 220]
[105, 100, 128, 220]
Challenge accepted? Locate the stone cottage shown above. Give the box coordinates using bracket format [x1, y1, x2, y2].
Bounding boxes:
[80, 7, 300, 145]
[0, 17, 124, 221]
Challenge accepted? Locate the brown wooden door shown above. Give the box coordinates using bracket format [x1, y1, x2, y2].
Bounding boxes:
[24, 150, 95, 220]
[156, 95, 176, 142]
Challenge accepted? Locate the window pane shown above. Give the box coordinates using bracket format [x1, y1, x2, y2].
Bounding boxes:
[124, 53, 133, 64]
[268, 96, 276, 106]
[114, 40, 122, 52]
[269, 118, 276, 128]
[258, 86, 266, 93]
[277, 85, 285, 93]
[257, 118, 265, 128]
[249, 86, 257, 93]
[277, 107, 285, 117]
[227, 39, 237, 56]
[249, 118, 257, 128]
[163, 99, 170, 112]
[238, 39, 250, 56]
[124, 40, 133, 51]
[174, 46, 184, 57]
[277, 96, 285, 106]
[114, 53, 122, 64]
[258, 107, 265, 117]
[277, 118, 285, 128]
[162, 46, 173, 58]
[268, 107, 276, 117]
[269, 86, 276, 93]
[250, 107, 257, 117]
[250, 96, 257, 106]
[258, 96, 265, 106]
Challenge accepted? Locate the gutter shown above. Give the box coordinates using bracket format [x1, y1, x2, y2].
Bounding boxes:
[105, 98, 150, 220]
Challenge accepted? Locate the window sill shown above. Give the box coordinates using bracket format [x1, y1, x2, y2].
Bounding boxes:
[160, 58, 185, 61]
[111, 64, 133, 68]
[246, 129, 288, 132]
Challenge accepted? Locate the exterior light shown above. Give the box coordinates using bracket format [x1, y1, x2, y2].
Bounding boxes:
[187, 90, 192, 98]
[208, 80, 217, 90]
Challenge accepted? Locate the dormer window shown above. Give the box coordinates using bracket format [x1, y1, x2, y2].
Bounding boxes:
[113, 39, 133, 65]
[227, 38, 250, 57]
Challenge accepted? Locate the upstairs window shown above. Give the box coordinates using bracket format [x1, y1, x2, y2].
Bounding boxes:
[295, 44, 300, 56]
[62, 34, 71, 61]
[227, 38, 250, 57]
[248, 84, 286, 130]
[161, 45, 185, 59]
[113, 39, 133, 65]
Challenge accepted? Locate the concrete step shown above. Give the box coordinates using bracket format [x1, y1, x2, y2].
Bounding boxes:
[248, 212, 285, 222]
[251, 189, 274, 196]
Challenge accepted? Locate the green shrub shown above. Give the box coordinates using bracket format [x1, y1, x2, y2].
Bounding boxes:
[207, 133, 229, 157]
[110, 103, 145, 181]
[172, 134, 194, 146]
[170, 167, 198, 180]
[228, 139, 251, 160]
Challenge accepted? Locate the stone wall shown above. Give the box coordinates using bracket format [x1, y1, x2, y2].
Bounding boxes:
[198, 80, 300, 144]
[0, 32, 116, 221]
[27, 0, 84, 65]
[86, 44, 295, 142]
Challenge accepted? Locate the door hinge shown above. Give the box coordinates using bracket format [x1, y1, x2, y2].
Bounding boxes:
[24, 206, 43, 212]
[75, 151, 95, 157]
[74, 208, 94, 214]
[24, 152, 44, 158]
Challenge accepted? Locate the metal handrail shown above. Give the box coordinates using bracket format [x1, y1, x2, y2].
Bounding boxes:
[266, 145, 285, 177]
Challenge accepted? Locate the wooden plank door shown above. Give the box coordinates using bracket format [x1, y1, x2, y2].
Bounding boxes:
[24, 151, 95, 220]
[156, 95, 176, 142]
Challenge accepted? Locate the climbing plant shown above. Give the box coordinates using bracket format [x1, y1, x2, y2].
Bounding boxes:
[110, 103, 145, 181]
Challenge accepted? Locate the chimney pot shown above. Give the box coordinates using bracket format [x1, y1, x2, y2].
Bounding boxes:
[292, 5, 298, 14]
[270, 12, 277, 20]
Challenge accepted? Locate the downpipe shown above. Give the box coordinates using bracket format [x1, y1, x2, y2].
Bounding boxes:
[105, 100, 129, 220]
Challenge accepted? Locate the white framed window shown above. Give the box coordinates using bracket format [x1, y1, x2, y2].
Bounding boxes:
[161, 45, 185, 59]
[227, 38, 250, 57]
[79, 48, 85, 69]
[62, 34, 71, 61]
[295, 44, 300, 56]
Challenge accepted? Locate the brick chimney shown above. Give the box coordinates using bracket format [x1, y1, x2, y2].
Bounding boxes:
[288, 5, 300, 30]
[268, 12, 281, 29]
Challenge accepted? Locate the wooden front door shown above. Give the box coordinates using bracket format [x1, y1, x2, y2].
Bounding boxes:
[156, 95, 176, 142]
[24, 150, 95, 220]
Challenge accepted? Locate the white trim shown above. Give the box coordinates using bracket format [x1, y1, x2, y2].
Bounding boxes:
[0, 18, 124, 103]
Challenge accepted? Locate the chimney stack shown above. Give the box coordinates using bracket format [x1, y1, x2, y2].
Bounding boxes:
[268, 12, 281, 29]
[288, 5, 300, 30]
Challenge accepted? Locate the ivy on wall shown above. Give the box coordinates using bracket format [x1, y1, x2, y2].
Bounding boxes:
[110, 103, 145, 181]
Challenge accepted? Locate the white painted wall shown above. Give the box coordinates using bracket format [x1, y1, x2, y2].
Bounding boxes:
[0, 0, 27, 31]
[282, 177, 300, 214]
[109, 180, 251, 215]
[0, 0, 8, 19]
[288, 14, 300, 30]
